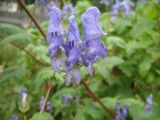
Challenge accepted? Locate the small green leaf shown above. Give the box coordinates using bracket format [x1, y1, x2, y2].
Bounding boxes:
[74, 113, 85, 120]
[29, 112, 54, 120]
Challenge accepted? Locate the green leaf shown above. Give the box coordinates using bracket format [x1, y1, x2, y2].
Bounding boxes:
[106, 36, 126, 48]
[130, 18, 154, 39]
[106, 56, 124, 66]
[114, 20, 131, 34]
[29, 112, 54, 120]
[0, 32, 30, 45]
[74, 113, 85, 120]
[138, 57, 152, 77]
[34, 67, 55, 87]
[0, 23, 23, 36]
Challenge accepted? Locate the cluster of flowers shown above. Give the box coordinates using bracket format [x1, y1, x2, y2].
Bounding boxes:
[115, 102, 128, 120]
[115, 94, 153, 120]
[62, 95, 80, 105]
[39, 96, 51, 112]
[47, 4, 107, 86]
[111, 0, 131, 16]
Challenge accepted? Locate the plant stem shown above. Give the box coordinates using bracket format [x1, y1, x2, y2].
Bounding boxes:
[82, 76, 115, 119]
[16, 0, 46, 40]
[40, 85, 52, 114]
[24, 114, 27, 120]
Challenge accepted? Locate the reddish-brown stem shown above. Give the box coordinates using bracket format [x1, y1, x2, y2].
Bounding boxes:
[16, 0, 46, 40]
[40, 85, 52, 114]
[82, 78, 115, 119]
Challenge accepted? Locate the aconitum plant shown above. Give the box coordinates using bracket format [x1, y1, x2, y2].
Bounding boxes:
[39, 96, 52, 112]
[62, 3, 74, 19]
[111, 0, 131, 16]
[62, 95, 73, 105]
[115, 102, 128, 120]
[10, 115, 18, 120]
[145, 94, 153, 112]
[100, 0, 110, 6]
[47, 4, 107, 86]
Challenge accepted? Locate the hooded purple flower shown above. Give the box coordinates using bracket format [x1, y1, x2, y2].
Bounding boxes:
[62, 95, 73, 105]
[146, 94, 153, 112]
[46, 101, 52, 112]
[47, 4, 66, 73]
[81, 7, 107, 74]
[100, 0, 110, 6]
[39, 96, 45, 111]
[10, 115, 18, 120]
[62, 4, 74, 19]
[65, 15, 83, 86]
[39, 96, 52, 112]
[115, 102, 128, 120]
[111, 1, 131, 16]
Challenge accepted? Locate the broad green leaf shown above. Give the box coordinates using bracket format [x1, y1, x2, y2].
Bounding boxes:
[0, 23, 23, 36]
[130, 18, 154, 39]
[29, 112, 54, 120]
[106, 56, 124, 66]
[106, 36, 126, 48]
[114, 20, 131, 34]
[0, 32, 30, 45]
[74, 113, 85, 120]
[34, 67, 55, 87]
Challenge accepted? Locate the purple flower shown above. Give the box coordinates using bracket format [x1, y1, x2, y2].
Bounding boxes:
[47, 4, 66, 73]
[46, 101, 52, 112]
[81, 7, 107, 41]
[65, 15, 83, 86]
[146, 94, 153, 112]
[39, 96, 52, 112]
[10, 115, 18, 120]
[62, 95, 73, 105]
[62, 4, 74, 19]
[81, 7, 107, 74]
[100, 0, 110, 6]
[39, 96, 45, 111]
[115, 102, 128, 120]
[111, 1, 131, 16]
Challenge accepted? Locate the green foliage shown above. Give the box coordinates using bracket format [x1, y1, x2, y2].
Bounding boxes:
[29, 112, 54, 120]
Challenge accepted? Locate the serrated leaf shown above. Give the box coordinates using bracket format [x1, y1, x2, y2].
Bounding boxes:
[74, 113, 85, 120]
[106, 36, 126, 48]
[0, 23, 23, 36]
[0, 32, 30, 45]
[106, 56, 124, 66]
[34, 67, 54, 87]
[29, 112, 54, 120]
